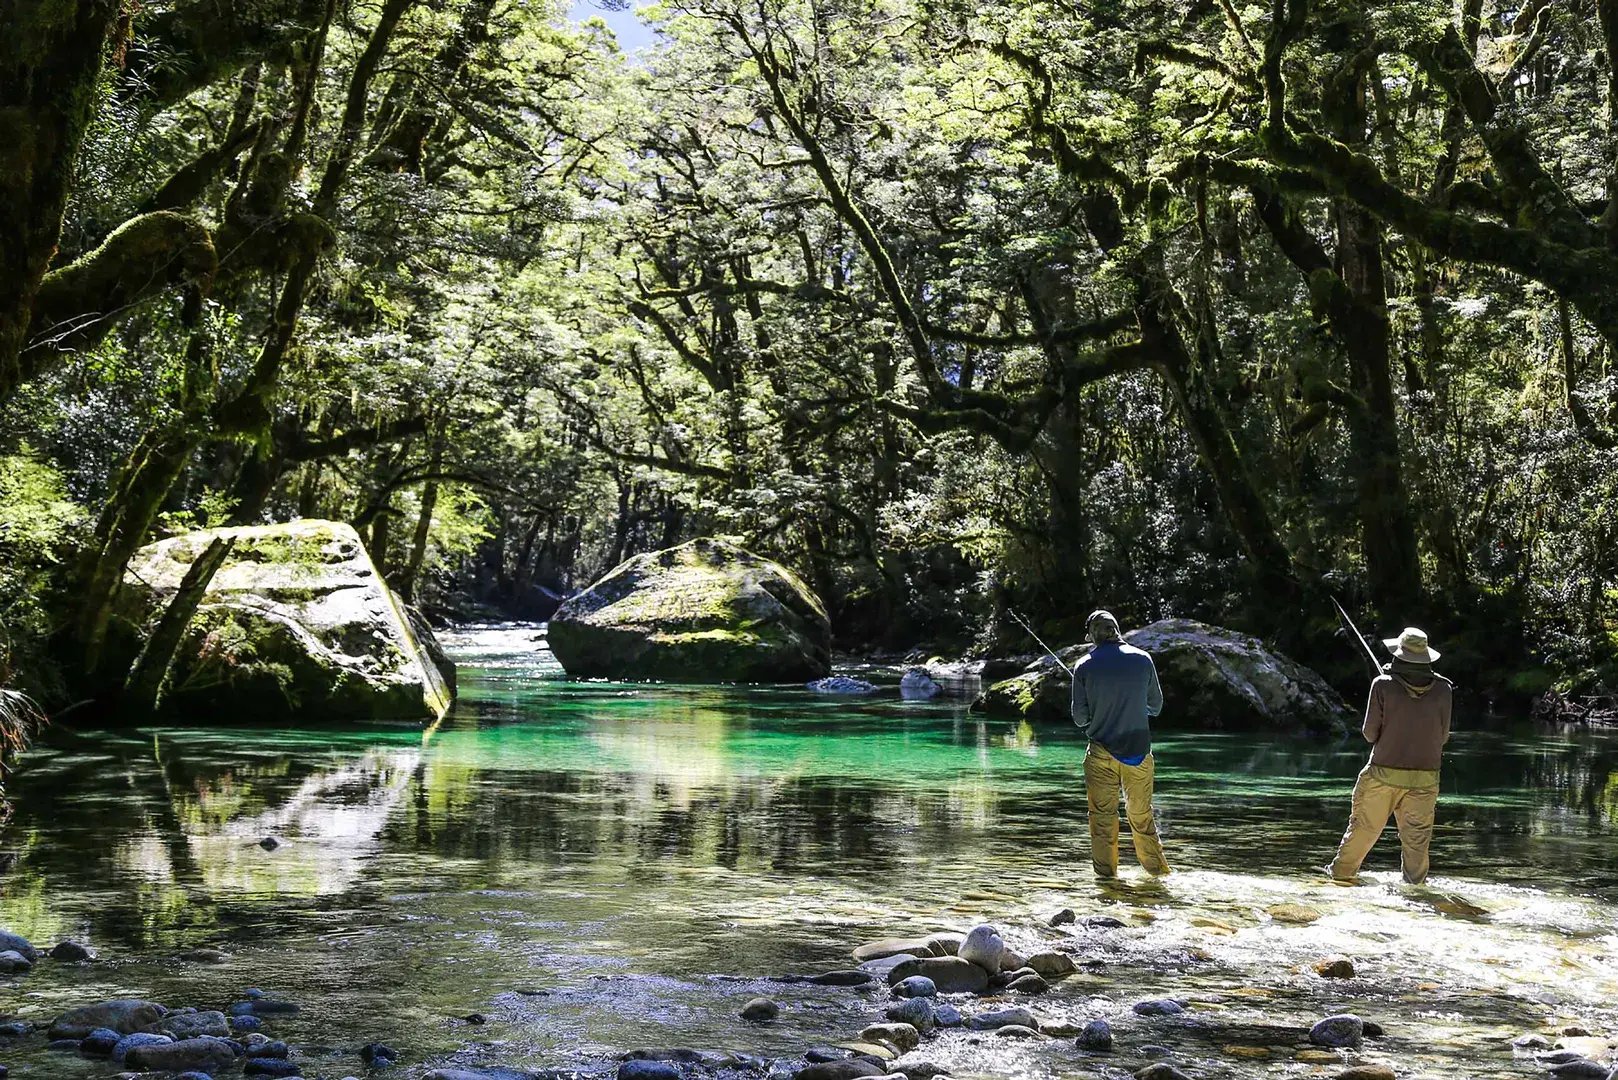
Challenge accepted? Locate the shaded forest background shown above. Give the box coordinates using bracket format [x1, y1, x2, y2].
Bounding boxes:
[4, 0, 1618, 716]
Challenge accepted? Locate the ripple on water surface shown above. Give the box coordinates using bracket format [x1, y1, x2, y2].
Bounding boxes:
[0, 624, 1614, 1078]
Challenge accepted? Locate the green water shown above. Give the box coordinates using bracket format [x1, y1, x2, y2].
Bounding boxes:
[0, 624, 1615, 1078]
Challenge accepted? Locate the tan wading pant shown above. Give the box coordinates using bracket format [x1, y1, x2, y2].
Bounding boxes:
[1330, 764, 1440, 884]
[1084, 743, 1170, 878]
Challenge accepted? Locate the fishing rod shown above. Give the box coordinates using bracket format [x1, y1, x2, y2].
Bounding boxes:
[1331, 595, 1383, 683]
[1007, 608, 1074, 676]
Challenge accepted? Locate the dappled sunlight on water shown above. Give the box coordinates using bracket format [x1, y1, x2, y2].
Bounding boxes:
[0, 624, 1614, 1078]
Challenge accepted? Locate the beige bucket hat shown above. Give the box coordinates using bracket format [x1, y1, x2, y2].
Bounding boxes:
[1382, 626, 1440, 663]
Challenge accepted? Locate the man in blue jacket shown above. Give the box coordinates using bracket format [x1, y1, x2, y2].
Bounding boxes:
[1072, 609, 1169, 878]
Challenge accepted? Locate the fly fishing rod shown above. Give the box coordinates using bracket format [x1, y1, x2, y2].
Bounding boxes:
[1008, 608, 1074, 676]
[1331, 595, 1383, 682]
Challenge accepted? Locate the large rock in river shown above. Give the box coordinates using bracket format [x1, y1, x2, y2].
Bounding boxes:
[974, 619, 1351, 734]
[117, 520, 453, 722]
[548, 538, 831, 682]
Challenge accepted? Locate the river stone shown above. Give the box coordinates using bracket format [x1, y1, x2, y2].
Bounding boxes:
[806, 970, 873, 986]
[885, 997, 935, 1033]
[244, 1059, 304, 1077]
[0, 932, 36, 963]
[1268, 904, 1323, 925]
[1314, 957, 1355, 979]
[893, 976, 937, 999]
[958, 925, 1004, 973]
[809, 676, 878, 695]
[886, 957, 990, 994]
[0, 951, 30, 973]
[974, 619, 1352, 734]
[899, 670, 942, 699]
[1133, 999, 1185, 1017]
[860, 1024, 920, 1053]
[548, 538, 831, 681]
[126, 1035, 237, 1073]
[112, 1031, 173, 1061]
[1309, 1015, 1364, 1048]
[1547, 1062, 1611, 1080]
[50, 999, 167, 1039]
[1134, 1067, 1193, 1080]
[1513, 1034, 1554, 1049]
[619, 1062, 683, 1080]
[967, 1006, 1035, 1031]
[794, 1064, 885, 1080]
[49, 941, 95, 962]
[158, 1010, 231, 1039]
[1005, 974, 1050, 994]
[1077, 1019, 1113, 1051]
[80, 1027, 122, 1055]
[425, 1071, 546, 1080]
[1335, 1066, 1395, 1080]
[927, 933, 964, 955]
[855, 939, 942, 962]
[997, 946, 1027, 973]
[890, 1061, 947, 1079]
[1026, 951, 1076, 978]
[741, 998, 779, 1022]
[115, 520, 454, 722]
[1048, 909, 1076, 927]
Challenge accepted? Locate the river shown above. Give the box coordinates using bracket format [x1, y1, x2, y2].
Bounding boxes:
[0, 624, 1614, 1077]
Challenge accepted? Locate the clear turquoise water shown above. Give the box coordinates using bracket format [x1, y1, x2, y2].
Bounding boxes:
[0, 624, 1614, 1078]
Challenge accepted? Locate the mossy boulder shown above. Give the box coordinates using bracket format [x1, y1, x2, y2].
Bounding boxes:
[117, 520, 453, 723]
[548, 538, 831, 682]
[975, 619, 1352, 734]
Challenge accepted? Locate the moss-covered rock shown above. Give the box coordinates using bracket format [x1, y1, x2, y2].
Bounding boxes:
[116, 520, 453, 723]
[975, 619, 1352, 735]
[548, 538, 831, 682]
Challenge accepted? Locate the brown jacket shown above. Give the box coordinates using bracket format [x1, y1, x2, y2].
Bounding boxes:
[1363, 673, 1453, 770]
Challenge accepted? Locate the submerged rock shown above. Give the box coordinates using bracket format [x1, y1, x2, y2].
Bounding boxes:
[967, 1006, 1035, 1031]
[809, 676, 878, 695]
[794, 1062, 886, 1080]
[1314, 956, 1355, 979]
[1335, 1066, 1395, 1080]
[1076, 1019, 1113, 1051]
[1026, 951, 1076, 978]
[1004, 973, 1049, 994]
[126, 1035, 236, 1073]
[48, 941, 95, 962]
[740, 997, 779, 1022]
[1308, 1014, 1364, 1048]
[885, 957, 989, 994]
[899, 670, 942, 700]
[548, 538, 832, 682]
[50, 999, 167, 1039]
[1133, 999, 1185, 1017]
[1047, 909, 1076, 927]
[0, 951, 31, 973]
[1134, 1066, 1193, 1080]
[885, 997, 935, 1032]
[974, 619, 1351, 734]
[859, 1023, 920, 1052]
[116, 520, 454, 722]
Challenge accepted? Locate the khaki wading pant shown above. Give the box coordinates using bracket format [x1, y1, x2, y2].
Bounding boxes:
[1329, 764, 1440, 884]
[1084, 743, 1170, 877]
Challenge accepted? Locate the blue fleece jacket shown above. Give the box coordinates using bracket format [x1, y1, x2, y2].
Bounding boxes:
[1070, 642, 1164, 761]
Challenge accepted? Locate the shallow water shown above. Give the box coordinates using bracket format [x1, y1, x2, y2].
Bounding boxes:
[0, 623, 1615, 1078]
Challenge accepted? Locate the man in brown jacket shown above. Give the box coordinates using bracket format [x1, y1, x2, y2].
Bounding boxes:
[1328, 627, 1453, 884]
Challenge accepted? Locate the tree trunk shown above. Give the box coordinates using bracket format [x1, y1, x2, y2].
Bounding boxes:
[122, 536, 236, 717]
[0, 0, 124, 405]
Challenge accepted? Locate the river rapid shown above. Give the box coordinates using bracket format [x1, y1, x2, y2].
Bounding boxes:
[0, 623, 1615, 1078]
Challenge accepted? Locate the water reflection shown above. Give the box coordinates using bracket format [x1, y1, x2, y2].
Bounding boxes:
[0, 629, 1613, 1078]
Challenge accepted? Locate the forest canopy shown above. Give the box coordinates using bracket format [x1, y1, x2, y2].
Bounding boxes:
[3, 0, 1617, 711]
